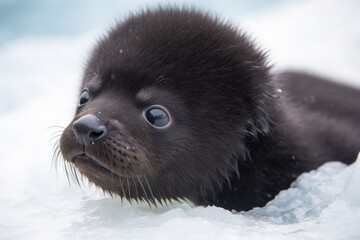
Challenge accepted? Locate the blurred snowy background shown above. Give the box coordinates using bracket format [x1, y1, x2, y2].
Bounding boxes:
[1, 0, 360, 239]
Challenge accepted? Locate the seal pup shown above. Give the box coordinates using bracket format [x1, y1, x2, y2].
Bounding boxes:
[278, 71, 360, 126]
[57, 7, 360, 211]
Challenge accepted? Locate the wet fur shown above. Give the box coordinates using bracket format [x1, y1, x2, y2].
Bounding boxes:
[57, 7, 360, 211]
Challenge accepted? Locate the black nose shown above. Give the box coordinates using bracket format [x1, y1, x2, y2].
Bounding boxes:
[72, 114, 107, 147]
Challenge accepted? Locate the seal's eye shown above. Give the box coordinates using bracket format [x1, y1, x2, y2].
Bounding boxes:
[144, 106, 171, 128]
[79, 89, 90, 106]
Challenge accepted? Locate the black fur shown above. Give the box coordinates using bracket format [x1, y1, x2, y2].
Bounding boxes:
[278, 71, 360, 125]
[58, 7, 360, 211]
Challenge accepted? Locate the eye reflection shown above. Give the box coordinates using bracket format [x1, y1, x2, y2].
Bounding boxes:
[144, 106, 171, 128]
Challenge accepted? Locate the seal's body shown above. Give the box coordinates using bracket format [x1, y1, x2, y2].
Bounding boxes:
[58, 8, 360, 211]
[279, 72, 360, 126]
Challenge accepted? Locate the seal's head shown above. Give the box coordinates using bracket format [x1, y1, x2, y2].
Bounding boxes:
[58, 7, 274, 205]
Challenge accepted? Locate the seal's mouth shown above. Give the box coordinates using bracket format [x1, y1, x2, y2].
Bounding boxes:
[71, 154, 133, 178]
[72, 154, 115, 176]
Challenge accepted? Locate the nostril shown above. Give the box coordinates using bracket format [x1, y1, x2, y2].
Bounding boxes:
[89, 127, 107, 141]
[72, 114, 107, 147]
[89, 131, 101, 140]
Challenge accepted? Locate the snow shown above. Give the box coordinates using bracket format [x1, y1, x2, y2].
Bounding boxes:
[1, 0, 360, 239]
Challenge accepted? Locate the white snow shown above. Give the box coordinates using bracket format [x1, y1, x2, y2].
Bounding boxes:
[1, 0, 360, 239]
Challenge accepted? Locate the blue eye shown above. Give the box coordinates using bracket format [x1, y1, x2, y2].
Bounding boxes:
[144, 106, 171, 128]
[79, 89, 90, 106]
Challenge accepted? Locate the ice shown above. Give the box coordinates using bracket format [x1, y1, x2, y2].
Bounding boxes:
[1, 0, 360, 240]
[343, 153, 360, 207]
[247, 161, 350, 223]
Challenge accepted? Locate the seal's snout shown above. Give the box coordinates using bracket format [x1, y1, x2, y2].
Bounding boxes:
[72, 114, 107, 147]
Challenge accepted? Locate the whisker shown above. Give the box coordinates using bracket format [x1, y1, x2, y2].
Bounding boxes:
[47, 126, 65, 130]
[70, 163, 81, 187]
[144, 176, 157, 207]
[50, 126, 64, 175]
[51, 143, 61, 173]
[137, 176, 151, 207]
[63, 161, 71, 185]
[131, 176, 139, 203]
[126, 175, 132, 204]
[49, 134, 63, 143]
[119, 176, 126, 199]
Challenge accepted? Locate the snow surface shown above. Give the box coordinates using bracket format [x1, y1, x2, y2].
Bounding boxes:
[1, 0, 360, 239]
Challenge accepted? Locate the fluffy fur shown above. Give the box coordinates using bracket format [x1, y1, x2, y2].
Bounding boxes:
[57, 7, 360, 211]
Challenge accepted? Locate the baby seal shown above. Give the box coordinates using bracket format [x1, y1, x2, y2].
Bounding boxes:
[58, 7, 360, 211]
